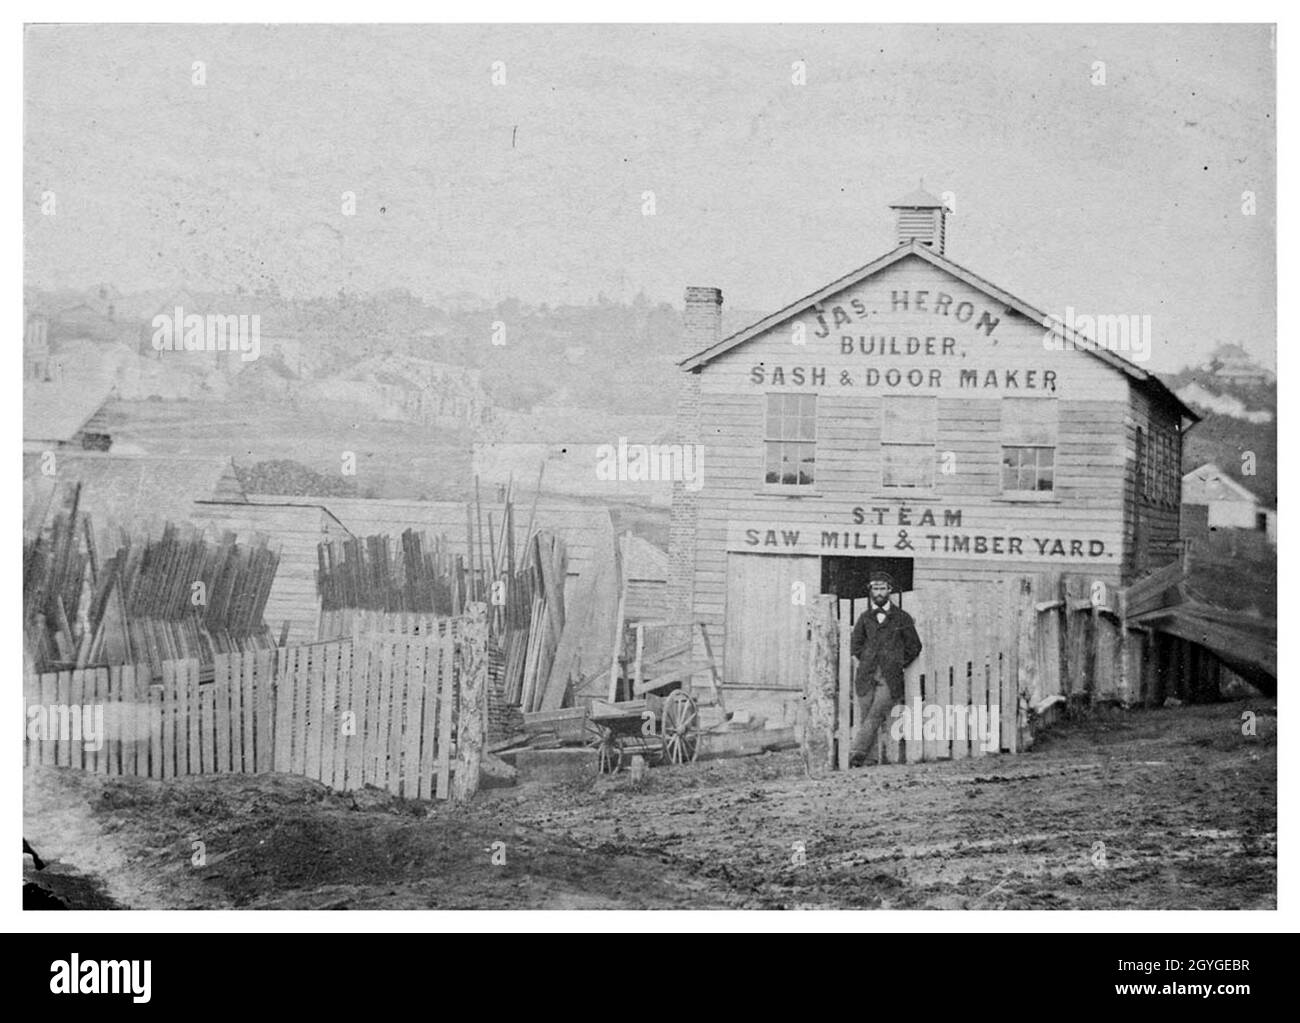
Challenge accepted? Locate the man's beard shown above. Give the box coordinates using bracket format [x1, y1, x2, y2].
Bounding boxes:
[872, 595, 889, 607]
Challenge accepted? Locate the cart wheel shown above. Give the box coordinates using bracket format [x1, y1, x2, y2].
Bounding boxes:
[585, 721, 621, 775]
[660, 690, 700, 765]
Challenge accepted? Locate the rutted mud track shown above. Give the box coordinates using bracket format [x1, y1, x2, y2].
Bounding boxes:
[23, 700, 1275, 910]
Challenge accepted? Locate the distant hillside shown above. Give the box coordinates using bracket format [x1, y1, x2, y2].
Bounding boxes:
[1161, 368, 1276, 507]
[467, 298, 764, 415]
[30, 285, 765, 418]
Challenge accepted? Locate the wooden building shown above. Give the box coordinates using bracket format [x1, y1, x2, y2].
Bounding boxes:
[1182, 462, 1275, 542]
[668, 189, 1198, 713]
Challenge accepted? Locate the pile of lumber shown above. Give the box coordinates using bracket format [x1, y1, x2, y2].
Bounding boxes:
[114, 524, 279, 631]
[23, 488, 280, 673]
[316, 529, 466, 615]
[465, 469, 569, 711]
[503, 531, 568, 711]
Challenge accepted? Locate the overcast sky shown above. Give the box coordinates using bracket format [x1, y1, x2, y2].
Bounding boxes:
[25, 23, 1275, 371]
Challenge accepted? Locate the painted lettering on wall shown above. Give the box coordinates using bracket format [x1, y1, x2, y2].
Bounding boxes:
[750, 362, 1058, 391]
[749, 286, 1061, 392]
[729, 506, 1112, 562]
[810, 291, 1002, 338]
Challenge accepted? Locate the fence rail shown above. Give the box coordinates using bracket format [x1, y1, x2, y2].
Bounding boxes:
[25, 625, 467, 800]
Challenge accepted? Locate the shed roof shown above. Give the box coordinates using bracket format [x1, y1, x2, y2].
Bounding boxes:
[23, 375, 115, 444]
[619, 533, 668, 582]
[1181, 462, 1262, 507]
[889, 187, 947, 208]
[23, 453, 247, 541]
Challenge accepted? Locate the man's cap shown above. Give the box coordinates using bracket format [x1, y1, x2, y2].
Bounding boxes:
[868, 569, 895, 587]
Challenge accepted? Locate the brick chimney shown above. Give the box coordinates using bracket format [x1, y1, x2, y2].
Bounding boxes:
[889, 186, 949, 255]
[668, 286, 722, 622]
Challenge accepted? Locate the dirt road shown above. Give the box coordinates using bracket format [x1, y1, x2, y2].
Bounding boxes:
[23, 700, 1275, 910]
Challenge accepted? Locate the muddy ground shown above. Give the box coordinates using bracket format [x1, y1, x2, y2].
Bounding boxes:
[23, 699, 1275, 911]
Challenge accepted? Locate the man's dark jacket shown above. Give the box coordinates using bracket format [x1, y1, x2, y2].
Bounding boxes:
[850, 604, 923, 699]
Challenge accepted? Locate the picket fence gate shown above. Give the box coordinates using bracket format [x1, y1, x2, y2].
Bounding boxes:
[833, 577, 1032, 766]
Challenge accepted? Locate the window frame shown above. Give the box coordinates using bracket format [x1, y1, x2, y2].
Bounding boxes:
[999, 398, 1059, 495]
[880, 395, 939, 491]
[762, 392, 817, 488]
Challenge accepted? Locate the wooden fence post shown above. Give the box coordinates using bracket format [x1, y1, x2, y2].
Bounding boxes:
[837, 599, 854, 771]
[801, 595, 838, 777]
[454, 602, 489, 802]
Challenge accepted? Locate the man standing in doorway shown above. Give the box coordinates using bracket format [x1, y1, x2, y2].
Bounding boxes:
[849, 570, 922, 767]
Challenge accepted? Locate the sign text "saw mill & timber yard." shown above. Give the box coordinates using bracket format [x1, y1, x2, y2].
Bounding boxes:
[726, 505, 1113, 562]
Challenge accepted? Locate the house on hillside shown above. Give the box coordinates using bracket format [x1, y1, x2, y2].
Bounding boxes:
[24, 313, 53, 381]
[50, 284, 127, 343]
[668, 188, 1199, 720]
[308, 356, 485, 428]
[23, 375, 115, 454]
[139, 289, 303, 375]
[1182, 462, 1275, 543]
[1200, 344, 1275, 388]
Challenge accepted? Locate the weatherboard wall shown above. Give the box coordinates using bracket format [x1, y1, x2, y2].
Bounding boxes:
[674, 253, 1177, 690]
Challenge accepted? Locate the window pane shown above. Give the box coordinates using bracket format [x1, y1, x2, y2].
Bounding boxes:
[765, 396, 816, 484]
[766, 393, 783, 429]
[1002, 454, 1018, 490]
[797, 447, 815, 484]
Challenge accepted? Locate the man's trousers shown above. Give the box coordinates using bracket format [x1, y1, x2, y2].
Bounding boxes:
[850, 679, 897, 763]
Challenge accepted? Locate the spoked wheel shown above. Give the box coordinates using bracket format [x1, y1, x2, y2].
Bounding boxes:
[585, 720, 622, 775]
[660, 690, 701, 765]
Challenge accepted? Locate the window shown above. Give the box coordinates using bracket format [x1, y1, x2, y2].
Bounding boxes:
[881, 396, 937, 489]
[1135, 426, 1146, 497]
[764, 393, 816, 486]
[1001, 398, 1057, 493]
[1144, 423, 1179, 507]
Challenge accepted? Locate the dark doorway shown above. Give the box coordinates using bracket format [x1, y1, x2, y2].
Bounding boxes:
[821, 556, 914, 601]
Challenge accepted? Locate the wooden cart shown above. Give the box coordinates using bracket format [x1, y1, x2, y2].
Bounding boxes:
[583, 688, 701, 774]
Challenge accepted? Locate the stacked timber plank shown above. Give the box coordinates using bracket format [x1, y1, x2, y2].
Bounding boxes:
[316, 529, 466, 616]
[23, 497, 281, 674]
[504, 531, 568, 712]
[465, 469, 569, 712]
